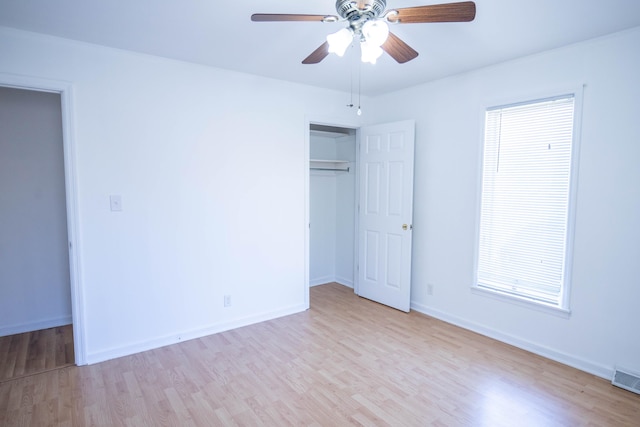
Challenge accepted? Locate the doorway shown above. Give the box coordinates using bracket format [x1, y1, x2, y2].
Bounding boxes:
[305, 118, 416, 312]
[309, 124, 358, 289]
[0, 76, 84, 369]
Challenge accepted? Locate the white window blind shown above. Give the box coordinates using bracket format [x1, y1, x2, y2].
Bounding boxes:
[477, 95, 576, 307]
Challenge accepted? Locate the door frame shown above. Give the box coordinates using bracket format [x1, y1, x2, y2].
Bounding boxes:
[304, 115, 362, 309]
[0, 73, 86, 365]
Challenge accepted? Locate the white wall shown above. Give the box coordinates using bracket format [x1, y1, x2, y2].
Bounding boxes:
[0, 86, 72, 336]
[368, 27, 640, 378]
[335, 135, 356, 286]
[0, 26, 362, 363]
[310, 135, 337, 285]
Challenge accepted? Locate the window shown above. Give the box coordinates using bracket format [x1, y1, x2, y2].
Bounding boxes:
[476, 94, 578, 311]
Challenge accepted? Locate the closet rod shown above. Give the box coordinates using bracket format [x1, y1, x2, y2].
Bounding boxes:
[310, 167, 350, 172]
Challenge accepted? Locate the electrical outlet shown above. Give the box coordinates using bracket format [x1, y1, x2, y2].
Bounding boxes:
[427, 283, 434, 296]
[224, 294, 231, 307]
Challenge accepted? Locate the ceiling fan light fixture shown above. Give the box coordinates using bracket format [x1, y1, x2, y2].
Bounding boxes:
[361, 40, 383, 64]
[252, 1, 476, 65]
[327, 27, 354, 57]
[362, 19, 389, 47]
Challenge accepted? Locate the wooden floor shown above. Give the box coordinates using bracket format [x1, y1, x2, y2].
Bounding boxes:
[0, 325, 74, 384]
[1, 283, 638, 426]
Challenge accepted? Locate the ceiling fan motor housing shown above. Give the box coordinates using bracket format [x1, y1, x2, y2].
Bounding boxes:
[336, 0, 387, 21]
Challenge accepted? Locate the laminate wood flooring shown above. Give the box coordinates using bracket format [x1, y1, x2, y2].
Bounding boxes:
[0, 283, 638, 426]
[0, 325, 74, 384]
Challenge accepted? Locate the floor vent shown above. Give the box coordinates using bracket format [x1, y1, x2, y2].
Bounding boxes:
[612, 367, 640, 395]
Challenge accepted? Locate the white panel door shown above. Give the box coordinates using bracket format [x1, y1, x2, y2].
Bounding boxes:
[358, 120, 415, 312]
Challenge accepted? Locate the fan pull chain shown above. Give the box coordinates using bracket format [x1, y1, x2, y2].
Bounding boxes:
[357, 60, 362, 116]
[347, 44, 353, 108]
[344, 43, 362, 115]
[347, 44, 354, 108]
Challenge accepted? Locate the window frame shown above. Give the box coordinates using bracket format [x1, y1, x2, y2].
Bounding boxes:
[472, 87, 584, 318]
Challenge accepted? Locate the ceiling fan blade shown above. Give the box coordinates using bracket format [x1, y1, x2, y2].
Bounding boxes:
[389, 1, 476, 24]
[381, 32, 419, 64]
[302, 42, 330, 64]
[251, 14, 335, 22]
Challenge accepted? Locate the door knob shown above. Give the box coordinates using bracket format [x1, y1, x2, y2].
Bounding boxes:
[403, 224, 408, 230]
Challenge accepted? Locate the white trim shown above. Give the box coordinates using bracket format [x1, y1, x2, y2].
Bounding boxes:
[353, 128, 361, 296]
[479, 83, 587, 117]
[562, 84, 585, 310]
[0, 315, 73, 337]
[309, 276, 355, 288]
[86, 303, 307, 365]
[0, 73, 87, 365]
[304, 119, 310, 309]
[471, 286, 571, 319]
[310, 275, 336, 287]
[410, 301, 612, 380]
[335, 276, 354, 288]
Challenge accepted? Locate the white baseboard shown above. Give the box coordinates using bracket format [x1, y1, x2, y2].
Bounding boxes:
[335, 276, 354, 288]
[410, 301, 612, 380]
[310, 275, 354, 288]
[310, 275, 335, 287]
[0, 315, 73, 337]
[85, 303, 307, 365]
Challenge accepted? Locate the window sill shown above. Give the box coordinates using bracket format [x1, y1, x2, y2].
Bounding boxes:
[471, 286, 571, 319]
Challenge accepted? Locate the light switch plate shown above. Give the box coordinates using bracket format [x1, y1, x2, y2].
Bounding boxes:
[110, 195, 122, 212]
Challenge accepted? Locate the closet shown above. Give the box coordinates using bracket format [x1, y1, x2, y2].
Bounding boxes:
[309, 124, 357, 288]
[0, 86, 72, 337]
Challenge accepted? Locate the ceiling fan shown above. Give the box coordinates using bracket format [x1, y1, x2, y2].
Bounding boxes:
[251, 0, 476, 65]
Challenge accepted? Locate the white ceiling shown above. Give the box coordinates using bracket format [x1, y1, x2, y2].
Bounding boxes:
[1, 1, 640, 95]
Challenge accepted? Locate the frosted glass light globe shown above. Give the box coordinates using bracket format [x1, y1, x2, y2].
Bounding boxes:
[361, 40, 383, 64]
[327, 28, 354, 57]
[362, 20, 389, 47]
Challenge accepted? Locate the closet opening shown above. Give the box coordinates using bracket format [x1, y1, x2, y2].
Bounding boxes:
[309, 124, 358, 295]
[0, 85, 76, 380]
